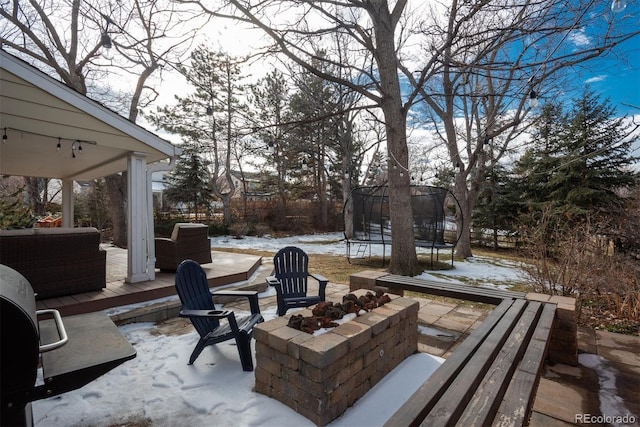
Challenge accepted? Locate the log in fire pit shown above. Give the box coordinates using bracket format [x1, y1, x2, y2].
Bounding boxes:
[254, 289, 419, 426]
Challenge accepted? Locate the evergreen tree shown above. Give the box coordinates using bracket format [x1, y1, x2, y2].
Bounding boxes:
[250, 70, 292, 208]
[472, 164, 520, 249]
[514, 103, 565, 214]
[547, 89, 638, 221]
[288, 56, 340, 229]
[164, 145, 214, 221]
[146, 45, 249, 227]
[515, 90, 638, 228]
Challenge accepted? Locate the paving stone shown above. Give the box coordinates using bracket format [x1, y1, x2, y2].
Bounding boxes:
[595, 330, 640, 367]
[353, 311, 390, 336]
[332, 321, 372, 351]
[529, 411, 576, 426]
[452, 305, 487, 317]
[417, 334, 453, 358]
[439, 312, 477, 328]
[418, 312, 442, 325]
[577, 326, 597, 354]
[549, 295, 576, 306]
[298, 332, 349, 368]
[254, 317, 288, 344]
[433, 315, 473, 333]
[526, 292, 551, 303]
[420, 300, 456, 316]
[532, 377, 593, 424]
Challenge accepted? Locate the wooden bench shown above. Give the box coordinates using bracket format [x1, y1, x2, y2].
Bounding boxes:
[377, 274, 527, 304]
[384, 296, 556, 426]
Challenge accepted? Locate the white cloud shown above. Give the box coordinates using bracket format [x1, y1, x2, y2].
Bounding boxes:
[585, 75, 607, 84]
[568, 27, 592, 47]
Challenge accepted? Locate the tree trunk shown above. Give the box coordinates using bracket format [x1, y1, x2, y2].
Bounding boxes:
[23, 177, 46, 216]
[105, 174, 127, 248]
[454, 173, 474, 259]
[319, 145, 328, 230]
[371, 0, 420, 276]
[343, 152, 353, 239]
[222, 193, 232, 228]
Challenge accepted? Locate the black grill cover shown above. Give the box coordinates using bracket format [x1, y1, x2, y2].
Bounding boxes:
[1, 264, 40, 412]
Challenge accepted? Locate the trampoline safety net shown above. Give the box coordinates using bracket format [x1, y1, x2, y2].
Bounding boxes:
[343, 185, 460, 266]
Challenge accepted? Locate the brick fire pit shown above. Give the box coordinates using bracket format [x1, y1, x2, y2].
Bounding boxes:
[254, 289, 419, 426]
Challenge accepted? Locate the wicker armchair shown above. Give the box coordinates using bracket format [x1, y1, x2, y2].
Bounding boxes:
[155, 223, 212, 271]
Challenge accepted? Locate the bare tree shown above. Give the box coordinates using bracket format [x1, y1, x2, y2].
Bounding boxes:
[405, 0, 640, 258]
[189, 0, 424, 275]
[182, 0, 637, 270]
[1, 0, 206, 246]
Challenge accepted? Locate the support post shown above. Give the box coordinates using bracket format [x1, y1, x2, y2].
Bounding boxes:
[61, 179, 74, 228]
[127, 152, 149, 283]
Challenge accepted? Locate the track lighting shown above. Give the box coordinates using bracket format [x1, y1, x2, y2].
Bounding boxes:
[57, 138, 61, 151]
[2, 128, 7, 142]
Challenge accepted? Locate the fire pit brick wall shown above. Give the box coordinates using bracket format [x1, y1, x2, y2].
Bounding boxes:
[254, 290, 419, 426]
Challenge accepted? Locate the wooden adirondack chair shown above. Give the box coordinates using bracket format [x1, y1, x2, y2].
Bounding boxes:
[266, 246, 329, 316]
[175, 260, 263, 371]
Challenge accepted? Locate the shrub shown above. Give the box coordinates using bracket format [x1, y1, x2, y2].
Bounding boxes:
[228, 222, 250, 239]
[520, 211, 639, 334]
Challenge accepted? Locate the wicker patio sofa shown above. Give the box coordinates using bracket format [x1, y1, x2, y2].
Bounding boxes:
[0, 227, 106, 299]
[154, 223, 212, 272]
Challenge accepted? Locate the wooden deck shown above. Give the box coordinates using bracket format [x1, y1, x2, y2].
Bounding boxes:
[35, 246, 263, 316]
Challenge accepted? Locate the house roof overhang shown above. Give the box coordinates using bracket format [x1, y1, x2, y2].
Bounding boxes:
[0, 50, 180, 181]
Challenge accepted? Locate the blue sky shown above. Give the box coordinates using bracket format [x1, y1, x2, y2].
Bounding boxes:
[572, 4, 640, 117]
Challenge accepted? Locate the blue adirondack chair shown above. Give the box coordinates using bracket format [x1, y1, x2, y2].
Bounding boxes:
[266, 246, 328, 316]
[175, 260, 263, 371]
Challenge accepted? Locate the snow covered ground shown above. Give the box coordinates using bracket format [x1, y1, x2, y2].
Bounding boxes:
[31, 233, 630, 426]
[211, 232, 528, 290]
[33, 317, 444, 427]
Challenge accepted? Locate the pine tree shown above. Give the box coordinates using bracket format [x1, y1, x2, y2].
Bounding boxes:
[288, 57, 340, 228]
[514, 103, 565, 214]
[145, 45, 249, 227]
[472, 164, 520, 249]
[164, 145, 214, 221]
[548, 89, 638, 221]
[515, 90, 639, 227]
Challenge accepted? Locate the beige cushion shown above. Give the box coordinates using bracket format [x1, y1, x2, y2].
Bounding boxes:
[170, 223, 208, 241]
